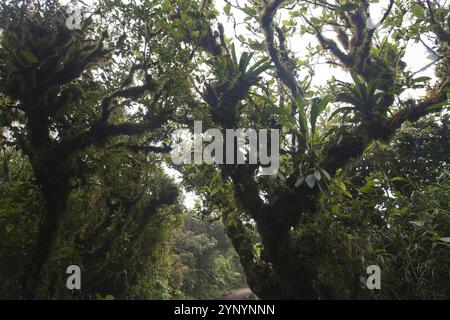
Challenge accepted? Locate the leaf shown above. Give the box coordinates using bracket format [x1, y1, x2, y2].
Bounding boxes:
[277, 171, 286, 182]
[295, 175, 305, 187]
[20, 50, 39, 64]
[310, 17, 321, 26]
[224, 3, 231, 16]
[305, 174, 316, 188]
[328, 106, 356, 121]
[336, 181, 352, 198]
[310, 94, 332, 136]
[210, 186, 221, 197]
[246, 58, 271, 78]
[104, 294, 115, 300]
[282, 19, 293, 27]
[412, 76, 431, 83]
[161, 0, 171, 11]
[409, 220, 425, 227]
[314, 169, 321, 181]
[321, 168, 331, 181]
[271, 105, 301, 134]
[439, 237, 450, 243]
[366, 80, 379, 100]
[425, 101, 448, 111]
[247, 60, 271, 78]
[392, 176, 408, 182]
[350, 70, 362, 86]
[7, 36, 20, 49]
[411, 4, 425, 19]
[230, 43, 238, 72]
[240, 52, 253, 72]
[269, 106, 298, 130]
[296, 97, 309, 139]
[359, 184, 375, 194]
[253, 243, 263, 256]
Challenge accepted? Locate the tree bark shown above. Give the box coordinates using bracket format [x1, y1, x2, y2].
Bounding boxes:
[221, 211, 287, 299]
[21, 160, 71, 299]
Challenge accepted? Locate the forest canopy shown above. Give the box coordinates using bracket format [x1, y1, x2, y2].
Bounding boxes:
[0, 0, 449, 299]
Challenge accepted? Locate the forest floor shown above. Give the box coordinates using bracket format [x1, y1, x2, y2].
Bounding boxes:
[222, 288, 253, 300]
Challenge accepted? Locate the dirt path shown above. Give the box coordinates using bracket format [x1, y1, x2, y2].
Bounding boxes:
[222, 288, 253, 300]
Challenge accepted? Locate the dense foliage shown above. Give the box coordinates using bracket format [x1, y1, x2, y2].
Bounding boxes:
[0, 0, 449, 299]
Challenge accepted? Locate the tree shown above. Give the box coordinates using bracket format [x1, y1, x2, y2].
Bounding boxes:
[0, 0, 190, 297]
[172, 0, 449, 298]
[317, 118, 450, 299]
[171, 215, 246, 299]
[1, 0, 448, 300]
[0, 143, 182, 299]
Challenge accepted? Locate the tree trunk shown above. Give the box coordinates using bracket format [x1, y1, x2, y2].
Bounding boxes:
[224, 201, 330, 299]
[221, 212, 288, 299]
[21, 163, 71, 299]
[265, 237, 318, 299]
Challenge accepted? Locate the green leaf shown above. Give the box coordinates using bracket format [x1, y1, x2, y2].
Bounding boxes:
[336, 181, 352, 198]
[350, 70, 362, 86]
[409, 220, 425, 227]
[230, 43, 238, 72]
[161, 0, 171, 12]
[314, 169, 321, 181]
[239, 51, 253, 72]
[310, 17, 321, 26]
[268, 106, 298, 131]
[253, 243, 263, 256]
[328, 106, 356, 121]
[392, 176, 408, 182]
[359, 184, 375, 194]
[425, 101, 448, 111]
[20, 50, 39, 64]
[412, 76, 431, 83]
[305, 174, 316, 188]
[310, 94, 332, 136]
[104, 294, 115, 300]
[7, 36, 20, 49]
[321, 168, 331, 181]
[247, 58, 271, 77]
[295, 175, 305, 188]
[439, 237, 450, 243]
[411, 4, 425, 19]
[336, 92, 359, 106]
[224, 3, 231, 16]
